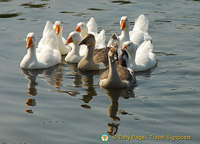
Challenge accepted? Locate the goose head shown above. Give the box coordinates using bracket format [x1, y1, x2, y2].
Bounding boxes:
[122, 41, 136, 54]
[79, 33, 95, 48]
[65, 31, 81, 45]
[120, 16, 130, 31]
[26, 32, 36, 49]
[53, 21, 63, 35]
[75, 22, 88, 37]
[109, 33, 120, 48]
[108, 48, 119, 63]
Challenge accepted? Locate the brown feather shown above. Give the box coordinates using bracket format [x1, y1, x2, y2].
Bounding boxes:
[93, 47, 111, 66]
[100, 65, 132, 81]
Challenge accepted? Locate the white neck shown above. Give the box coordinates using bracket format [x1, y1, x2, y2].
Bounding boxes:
[128, 50, 137, 70]
[27, 45, 37, 61]
[120, 26, 130, 44]
[56, 32, 67, 54]
[20, 45, 38, 68]
[71, 43, 80, 55]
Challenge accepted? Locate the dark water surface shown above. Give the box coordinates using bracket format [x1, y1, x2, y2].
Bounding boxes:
[0, 0, 200, 143]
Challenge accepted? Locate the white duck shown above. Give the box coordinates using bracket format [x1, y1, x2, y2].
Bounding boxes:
[121, 41, 157, 72]
[53, 21, 71, 55]
[65, 31, 82, 63]
[75, 17, 106, 55]
[129, 14, 152, 47]
[20, 32, 61, 69]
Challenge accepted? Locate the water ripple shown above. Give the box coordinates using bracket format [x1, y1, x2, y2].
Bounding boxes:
[20, 2, 48, 8]
[110, 0, 135, 5]
[59, 11, 75, 14]
[0, 12, 22, 18]
[87, 8, 109, 11]
[0, 0, 12, 2]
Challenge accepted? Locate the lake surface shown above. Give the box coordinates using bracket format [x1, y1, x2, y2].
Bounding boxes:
[0, 0, 200, 143]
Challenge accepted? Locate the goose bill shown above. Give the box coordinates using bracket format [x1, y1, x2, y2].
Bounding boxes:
[65, 36, 73, 45]
[26, 37, 32, 49]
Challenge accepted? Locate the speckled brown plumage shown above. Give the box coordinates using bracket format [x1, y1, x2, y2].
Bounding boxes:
[100, 65, 133, 82]
[93, 47, 111, 66]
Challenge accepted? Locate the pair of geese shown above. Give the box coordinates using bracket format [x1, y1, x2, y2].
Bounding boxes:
[20, 15, 157, 89]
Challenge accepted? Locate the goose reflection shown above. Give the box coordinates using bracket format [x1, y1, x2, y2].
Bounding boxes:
[79, 70, 101, 109]
[46, 64, 63, 89]
[61, 63, 82, 96]
[66, 63, 82, 88]
[20, 64, 62, 114]
[105, 88, 135, 135]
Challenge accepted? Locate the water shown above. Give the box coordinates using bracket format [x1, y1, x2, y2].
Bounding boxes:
[0, 0, 200, 143]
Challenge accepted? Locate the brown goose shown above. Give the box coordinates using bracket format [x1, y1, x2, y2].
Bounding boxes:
[99, 48, 136, 89]
[78, 34, 108, 71]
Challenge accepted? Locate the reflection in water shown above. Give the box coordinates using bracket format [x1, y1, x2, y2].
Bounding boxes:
[65, 64, 82, 88]
[21, 65, 62, 114]
[45, 64, 63, 89]
[47, 63, 81, 96]
[25, 98, 36, 106]
[107, 123, 119, 136]
[79, 70, 100, 109]
[135, 69, 155, 78]
[106, 88, 134, 120]
[70, 64, 82, 88]
[105, 88, 135, 135]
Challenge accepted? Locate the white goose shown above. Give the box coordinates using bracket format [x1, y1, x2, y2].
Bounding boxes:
[107, 16, 130, 49]
[53, 21, 71, 55]
[121, 41, 157, 72]
[129, 14, 152, 47]
[20, 32, 61, 69]
[65, 31, 82, 63]
[37, 21, 56, 53]
[108, 15, 152, 49]
[75, 17, 106, 56]
[87, 17, 106, 49]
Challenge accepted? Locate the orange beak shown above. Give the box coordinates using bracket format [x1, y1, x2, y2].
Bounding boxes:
[65, 35, 73, 45]
[26, 37, 32, 49]
[75, 25, 81, 32]
[122, 44, 127, 50]
[55, 25, 60, 35]
[120, 20, 126, 30]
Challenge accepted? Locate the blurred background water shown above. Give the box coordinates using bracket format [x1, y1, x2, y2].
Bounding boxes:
[0, 0, 200, 143]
